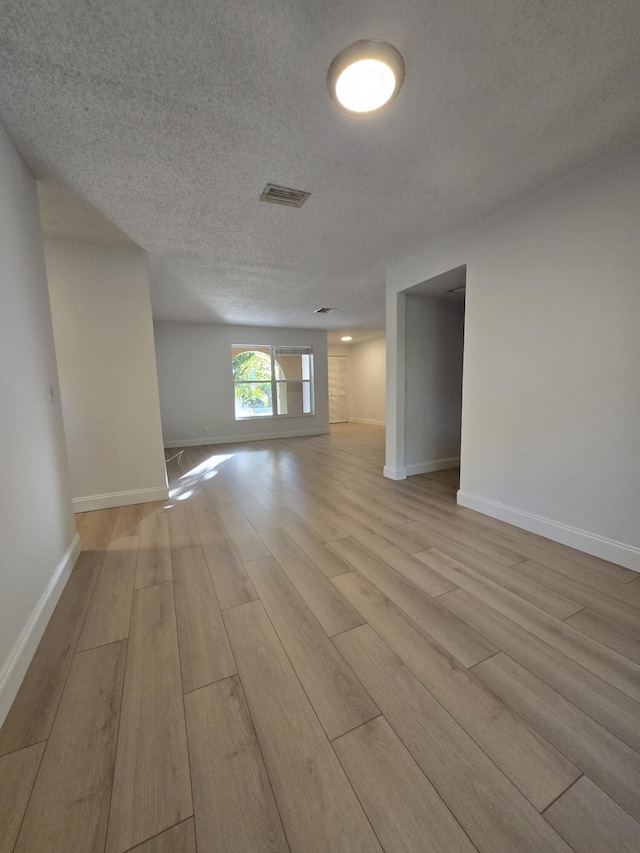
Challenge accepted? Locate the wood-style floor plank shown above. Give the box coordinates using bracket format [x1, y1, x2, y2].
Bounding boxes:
[141, 500, 170, 518]
[106, 584, 192, 853]
[77, 507, 119, 566]
[333, 538, 496, 667]
[417, 548, 640, 703]
[333, 715, 477, 853]
[167, 504, 200, 552]
[184, 676, 289, 852]
[334, 510, 426, 555]
[271, 506, 354, 577]
[74, 510, 92, 537]
[278, 491, 349, 541]
[363, 536, 458, 597]
[246, 556, 378, 739]
[172, 546, 236, 693]
[128, 819, 196, 853]
[440, 587, 640, 754]
[387, 496, 491, 534]
[77, 535, 138, 651]
[473, 652, 640, 822]
[414, 542, 583, 619]
[515, 560, 640, 635]
[135, 512, 172, 588]
[259, 528, 364, 636]
[228, 485, 280, 532]
[543, 776, 640, 853]
[334, 625, 572, 853]
[189, 491, 222, 525]
[0, 742, 45, 853]
[223, 601, 382, 853]
[276, 483, 346, 523]
[216, 502, 271, 562]
[477, 518, 638, 581]
[242, 482, 285, 512]
[404, 518, 525, 567]
[0, 564, 99, 754]
[565, 608, 640, 664]
[332, 484, 416, 527]
[111, 502, 144, 540]
[14, 641, 126, 853]
[333, 570, 579, 810]
[198, 519, 259, 609]
[482, 528, 637, 585]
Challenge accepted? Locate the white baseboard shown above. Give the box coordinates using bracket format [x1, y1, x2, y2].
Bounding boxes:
[406, 457, 460, 476]
[164, 427, 330, 448]
[348, 418, 386, 427]
[73, 486, 169, 513]
[384, 465, 408, 480]
[457, 490, 640, 573]
[0, 533, 82, 727]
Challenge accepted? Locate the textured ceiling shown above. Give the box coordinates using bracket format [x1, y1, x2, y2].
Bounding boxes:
[1, 1, 639, 333]
[38, 182, 139, 248]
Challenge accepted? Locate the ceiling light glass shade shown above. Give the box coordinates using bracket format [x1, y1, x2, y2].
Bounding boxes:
[341, 335, 353, 341]
[328, 40, 405, 115]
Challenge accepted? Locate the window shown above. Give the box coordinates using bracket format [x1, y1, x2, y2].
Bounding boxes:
[232, 345, 314, 419]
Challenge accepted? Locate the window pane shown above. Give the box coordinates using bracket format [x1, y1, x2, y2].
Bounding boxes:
[235, 382, 273, 418]
[274, 347, 313, 383]
[231, 347, 272, 381]
[274, 353, 303, 380]
[276, 381, 312, 415]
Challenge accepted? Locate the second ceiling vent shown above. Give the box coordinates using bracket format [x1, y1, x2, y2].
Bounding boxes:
[260, 183, 311, 208]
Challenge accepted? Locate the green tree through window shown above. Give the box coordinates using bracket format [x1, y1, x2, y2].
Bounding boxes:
[232, 350, 273, 415]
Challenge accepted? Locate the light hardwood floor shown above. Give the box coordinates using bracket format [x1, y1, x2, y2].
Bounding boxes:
[2, 423, 640, 852]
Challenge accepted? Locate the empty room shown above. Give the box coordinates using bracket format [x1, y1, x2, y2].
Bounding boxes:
[1, 2, 639, 852]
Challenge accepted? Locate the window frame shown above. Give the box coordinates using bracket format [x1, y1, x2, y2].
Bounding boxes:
[232, 344, 315, 421]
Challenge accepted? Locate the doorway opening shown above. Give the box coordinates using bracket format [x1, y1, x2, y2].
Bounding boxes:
[386, 264, 466, 480]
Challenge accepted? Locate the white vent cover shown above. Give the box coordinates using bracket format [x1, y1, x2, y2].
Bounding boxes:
[260, 183, 311, 208]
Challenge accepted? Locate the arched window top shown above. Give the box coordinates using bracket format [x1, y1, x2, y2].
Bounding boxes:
[232, 349, 272, 382]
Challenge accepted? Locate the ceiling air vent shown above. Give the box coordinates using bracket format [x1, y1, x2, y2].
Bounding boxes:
[260, 183, 311, 208]
[313, 307, 336, 314]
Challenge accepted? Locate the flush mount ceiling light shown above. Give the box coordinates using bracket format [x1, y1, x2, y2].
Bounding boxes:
[341, 335, 353, 341]
[328, 39, 405, 115]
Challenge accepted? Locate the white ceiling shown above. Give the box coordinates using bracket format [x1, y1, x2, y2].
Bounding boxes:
[2, 1, 639, 334]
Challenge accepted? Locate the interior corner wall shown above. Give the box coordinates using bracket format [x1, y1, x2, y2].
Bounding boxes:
[387, 142, 640, 570]
[0, 122, 78, 724]
[44, 240, 168, 511]
[153, 322, 330, 445]
[348, 337, 386, 425]
[404, 299, 463, 473]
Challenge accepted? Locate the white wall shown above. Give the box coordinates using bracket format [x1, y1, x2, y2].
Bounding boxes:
[404, 299, 463, 472]
[45, 240, 168, 511]
[327, 344, 351, 357]
[0, 123, 78, 724]
[154, 322, 329, 445]
[348, 337, 386, 425]
[387, 143, 640, 570]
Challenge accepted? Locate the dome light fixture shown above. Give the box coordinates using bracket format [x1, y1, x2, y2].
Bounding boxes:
[341, 335, 353, 341]
[328, 39, 405, 115]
